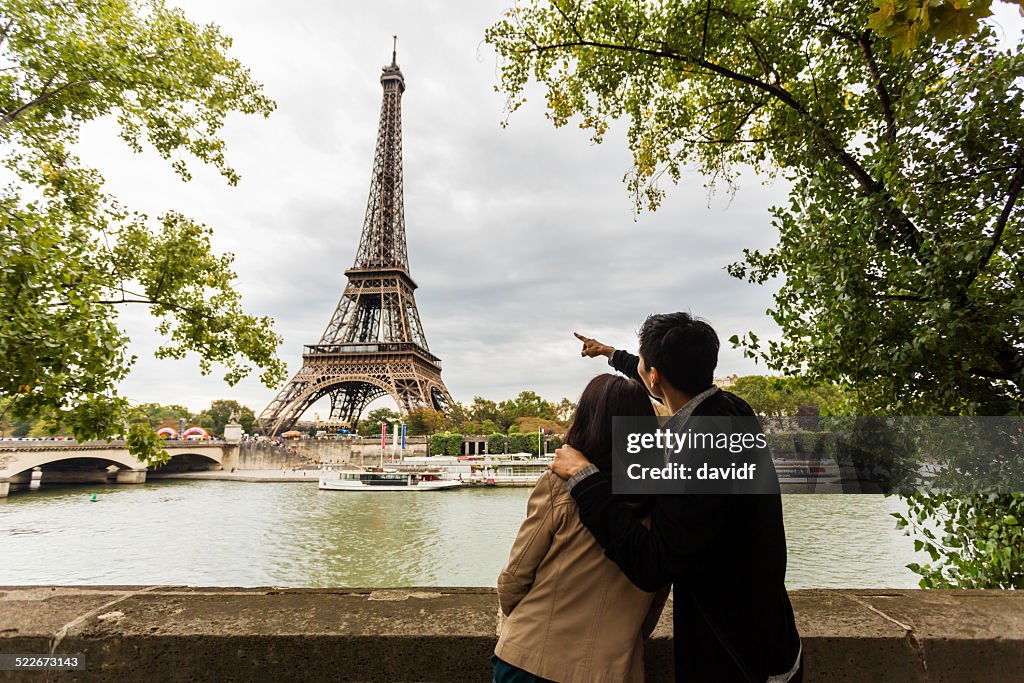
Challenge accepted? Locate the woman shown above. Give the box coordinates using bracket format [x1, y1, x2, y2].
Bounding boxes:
[493, 374, 669, 683]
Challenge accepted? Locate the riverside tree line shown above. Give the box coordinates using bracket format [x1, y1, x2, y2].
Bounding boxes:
[1, 376, 840, 440]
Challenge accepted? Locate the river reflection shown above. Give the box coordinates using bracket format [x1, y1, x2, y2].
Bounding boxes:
[0, 480, 923, 588]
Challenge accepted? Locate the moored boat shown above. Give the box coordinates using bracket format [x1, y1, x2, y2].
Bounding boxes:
[319, 467, 461, 492]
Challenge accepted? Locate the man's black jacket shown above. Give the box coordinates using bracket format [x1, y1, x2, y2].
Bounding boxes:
[569, 350, 801, 681]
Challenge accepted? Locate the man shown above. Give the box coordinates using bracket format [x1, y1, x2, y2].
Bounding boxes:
[551, 313, 802, 682]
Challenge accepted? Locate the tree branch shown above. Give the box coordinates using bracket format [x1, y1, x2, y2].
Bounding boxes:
[549, 1, 584, 42]
[858, 31, 897, 145]
[517, 36, 922, 251]
[701, 0, 711, 60]
[51, 292, 187, 314]
[96, 298, 181, 308]
[963, 157, 1024, 293]
[1003, 245, 1024, 286]
[0, 77, 98, 129]
[870, 293, 932, 302]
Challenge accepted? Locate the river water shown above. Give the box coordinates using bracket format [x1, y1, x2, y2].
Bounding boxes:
[0, 480, 923, 588]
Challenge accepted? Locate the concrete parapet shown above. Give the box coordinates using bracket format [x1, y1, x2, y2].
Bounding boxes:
[0, 587, 1020, 681]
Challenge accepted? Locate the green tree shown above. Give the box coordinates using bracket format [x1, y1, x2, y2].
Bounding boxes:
[487, 432, 508, 455]
[0, 398, 41, 436]
[137, 402, 194, 429]
[428, 432, 464, 456]
[359, 407, 401, 436]
[468, 396, 510, 430]
[195, 399, 255, 436]
[8, 418, 33, 437]
[508, 431, 544, 455]
[0, 0, 284, 465]
[555, 397, 577, 424]
[488, 1, 1023, 586]
[406, 406, 451, 435]
[0, 411, 38, 438]
[500, 391, 558, 422]
[446, 401, 472, 431]
[478, 418, 501, 434]
[729, 376, 842, 417]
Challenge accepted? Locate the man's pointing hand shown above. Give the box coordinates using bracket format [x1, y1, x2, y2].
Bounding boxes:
[574, 332, 614, 359]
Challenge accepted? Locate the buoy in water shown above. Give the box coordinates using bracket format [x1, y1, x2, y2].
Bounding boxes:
[90, 493, 98, 502]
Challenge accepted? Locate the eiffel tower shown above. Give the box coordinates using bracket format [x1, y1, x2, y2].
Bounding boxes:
[258, 41, 453, 435]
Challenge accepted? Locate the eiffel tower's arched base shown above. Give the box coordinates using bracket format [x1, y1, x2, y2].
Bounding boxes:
[256, 347, 453, 436]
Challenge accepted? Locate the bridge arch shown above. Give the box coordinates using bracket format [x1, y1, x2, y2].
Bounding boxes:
[161, 451, 222, 472]
[0, 444, 226, 482]
[0, 449, 146, 481]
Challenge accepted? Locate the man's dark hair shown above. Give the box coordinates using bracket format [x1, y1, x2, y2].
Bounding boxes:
[638, 312, 719, 395]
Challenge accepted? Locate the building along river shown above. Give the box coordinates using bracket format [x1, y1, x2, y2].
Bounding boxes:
[0, 480, 924, 588]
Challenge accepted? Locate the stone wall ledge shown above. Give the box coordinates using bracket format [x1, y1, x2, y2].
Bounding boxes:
[0, 587, 1021, 681]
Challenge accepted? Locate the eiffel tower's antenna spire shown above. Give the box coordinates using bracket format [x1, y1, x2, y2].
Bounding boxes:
[352, 34, 407, 273]
[392, 35, 397, 66]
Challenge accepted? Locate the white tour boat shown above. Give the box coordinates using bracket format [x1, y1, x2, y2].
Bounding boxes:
[319, 468, 461, 492]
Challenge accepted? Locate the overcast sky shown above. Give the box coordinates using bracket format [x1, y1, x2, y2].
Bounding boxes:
[78, 1, 1024, 418]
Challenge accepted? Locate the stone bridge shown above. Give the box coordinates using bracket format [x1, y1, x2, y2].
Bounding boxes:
[0, 440, 238, 497]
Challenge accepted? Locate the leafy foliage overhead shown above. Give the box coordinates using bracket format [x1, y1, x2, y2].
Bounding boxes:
[487, 0, 1023, 415]
[0, 0, 285, 463]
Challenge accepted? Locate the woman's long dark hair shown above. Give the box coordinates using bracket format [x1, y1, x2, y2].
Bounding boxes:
[565, 373, 655, 473]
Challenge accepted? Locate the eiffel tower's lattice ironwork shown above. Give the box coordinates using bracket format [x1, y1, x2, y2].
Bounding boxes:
[258, 43, 453, 436]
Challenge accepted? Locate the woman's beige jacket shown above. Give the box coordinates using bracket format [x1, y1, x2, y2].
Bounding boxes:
[495, 470, 669, 683]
